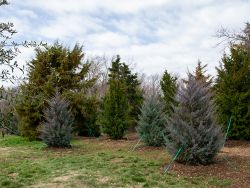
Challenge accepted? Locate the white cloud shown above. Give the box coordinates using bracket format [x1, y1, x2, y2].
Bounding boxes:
[1, 0, 250, 86]
[15, 0, 172, 14]
[17, 10, 37, 19]
[86, 32, 131, 50]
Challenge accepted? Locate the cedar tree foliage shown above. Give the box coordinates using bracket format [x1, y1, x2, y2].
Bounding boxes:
[160, 70, 178, 116]
[137, 93, 166, 146]
[99, 55, 142, 139]
[16, 43, 99, 140]
[215, 23, 250, 140]
[165, 74, 224, 165]
[40, 93, 73, 147]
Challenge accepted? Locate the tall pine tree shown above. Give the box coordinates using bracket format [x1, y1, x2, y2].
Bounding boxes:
[109, 56, 143, 128]
[160, 70, 178, 116]
[194, 60, 213, 86]
[215, 24, 250, 140]
[165, 74, 223, 165]
[99, 56, 129, 139]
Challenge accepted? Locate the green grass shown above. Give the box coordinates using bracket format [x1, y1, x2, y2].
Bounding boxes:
[0, 136, 232, 188]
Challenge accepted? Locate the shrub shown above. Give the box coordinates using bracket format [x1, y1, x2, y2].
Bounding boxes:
[40, 93, 73, 147]
[79, 97, 101, 137]
[0, 111, 19, 135]
[64, 92, 101, 137]
[137, 94, 166, 146]
[165, 74, 224, 165]
[0, 99, 19, 135]
[16, 90, 45, 140]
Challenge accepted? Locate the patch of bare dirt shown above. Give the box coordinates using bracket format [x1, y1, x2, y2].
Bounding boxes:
[98, 176, 111, 183]
[31, 171, 81, 188]
[162, 140, 250, 188]
[53, 172, 80, 182]
[79, 134, 136, 150]
[111, 157, 124, 164]
[136, 145, 164, 151]
[30, 182, 66, 188]
[0, 147, 27, 158]
[222, 140, 250, 157]
[0, 147, 12, 153]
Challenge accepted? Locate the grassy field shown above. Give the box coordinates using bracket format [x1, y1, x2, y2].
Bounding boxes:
[0, 135, 236, 188]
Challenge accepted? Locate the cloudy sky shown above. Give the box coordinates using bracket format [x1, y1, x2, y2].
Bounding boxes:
[1, 0, 250, 85]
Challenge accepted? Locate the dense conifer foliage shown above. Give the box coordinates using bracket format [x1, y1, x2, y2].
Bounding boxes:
[137, 93, 166, 146]
[160, 70, 178, 115]
[99, 56, 142, 139]
[99, 56, 130, 139]
[215, 23, 250, 140]
[165, 74, 223, 165]
[40, 93, 73, 147]
[194, 60, 213, 86]
[108, 56, 143, 129]
[2, 0, 249, 147]
[16, 43, 99, 140]
[101, 78, 129, 139]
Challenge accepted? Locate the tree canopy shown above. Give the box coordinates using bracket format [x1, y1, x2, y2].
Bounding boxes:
[215, 23, 250, 140]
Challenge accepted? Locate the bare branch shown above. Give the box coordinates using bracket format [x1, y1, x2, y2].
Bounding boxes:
[0, 5, 47, 84]
[216, 23, 250, 48]
[0, 0, 8, 6]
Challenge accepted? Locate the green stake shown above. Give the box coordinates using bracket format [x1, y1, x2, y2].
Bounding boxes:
[223, 113, 233, 148]
[164, 145, 183, 174]
[130, 136, 143, 152]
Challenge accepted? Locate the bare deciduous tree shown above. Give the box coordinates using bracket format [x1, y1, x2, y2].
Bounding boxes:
[140, 73, 162, 98]
[0, 1, 46, 84]
[216, 22, 250, 48]
[86, 55, 110, 97]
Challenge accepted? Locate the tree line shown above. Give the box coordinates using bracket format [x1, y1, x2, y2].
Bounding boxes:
[1, 1, 250, 165]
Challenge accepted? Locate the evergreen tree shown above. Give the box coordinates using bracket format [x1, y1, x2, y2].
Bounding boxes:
[109, 55, 143, 128]
[40, 93, 73, 147]
[99, 56, 130, 139]
[215, 24, 250, 140]
[160, 70, 178, 115]
[122, 64, 143, 128]
[101, 77, 129, 139]
[16, 90, 45, 139]
[165, 74, 223, 165]
[137, 93, 166, 146]
[194, 60, 213, 86]
[68, 93, 100, 137]
[16, 43, 99, 140]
